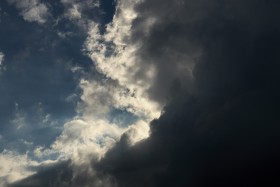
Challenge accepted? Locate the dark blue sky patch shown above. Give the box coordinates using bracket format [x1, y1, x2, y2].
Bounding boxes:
[0, 101, 67, 153]
[99, 0, 116, 33]
[99, 0, 116, 25]
[108, 108, 139, 127]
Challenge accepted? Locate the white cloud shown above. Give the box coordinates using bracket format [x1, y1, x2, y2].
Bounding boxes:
[8, 0, 49, 24]
[43, 119, 149, 175]
[0, 150, 38, 186]
[78, 78, 160, 121]
[84, 0, 162, 121]
[52, 119, 125, 163]
[60, 0, 99, 29]
[125, 120, 150, 144]
[0, 148, 61, 186]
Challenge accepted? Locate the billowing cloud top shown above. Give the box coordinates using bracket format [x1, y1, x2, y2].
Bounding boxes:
[1, 0, 280, 186]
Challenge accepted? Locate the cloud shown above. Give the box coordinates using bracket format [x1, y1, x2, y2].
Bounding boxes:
[0, 150, 38, 186]
[64, 3, 82, 20]
[10, 0, 280, 186]
[78, 78, 159, 121]
[7, 0, 49, 24]
[84, 0, 161, 121]
[8, 118, 149, 186]
[51, 119, 125, 162]
[44, 0, 163, 169]
[0, 51, 4, 65]
[60, 0, 100, 30]
[94, 0, 280, 186]
[0, 51, 5, 72]
[41, 0, 166, 169]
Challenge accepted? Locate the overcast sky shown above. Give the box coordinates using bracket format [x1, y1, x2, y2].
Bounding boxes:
[0, 0, 280, 186]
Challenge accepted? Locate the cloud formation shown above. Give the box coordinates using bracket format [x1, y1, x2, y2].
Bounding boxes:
[94, 1, 280, 186]
[84, 0, 161, 120]
[7, 0, 280, 186]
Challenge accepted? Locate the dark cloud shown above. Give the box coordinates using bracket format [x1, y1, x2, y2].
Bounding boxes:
[10, 0, 280, 186]
[98, 1, 280, 186]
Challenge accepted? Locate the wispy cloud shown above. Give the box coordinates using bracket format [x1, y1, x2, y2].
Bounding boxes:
[0, 51, 5, 72]
[60, 0, 100, 30]
[7, 0, 50, 24]
[0, 51, 4, 65]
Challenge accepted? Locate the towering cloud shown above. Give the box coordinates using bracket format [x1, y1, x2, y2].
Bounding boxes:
[8, 0, 280, 186]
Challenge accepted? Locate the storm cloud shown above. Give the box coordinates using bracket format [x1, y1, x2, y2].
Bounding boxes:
[4, 0, 280, 186]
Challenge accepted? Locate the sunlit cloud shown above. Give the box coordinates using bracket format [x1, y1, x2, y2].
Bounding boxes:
[0, 150, 38, 185]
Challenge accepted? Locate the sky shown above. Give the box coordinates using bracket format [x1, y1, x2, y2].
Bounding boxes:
[0, 0, 280, 186]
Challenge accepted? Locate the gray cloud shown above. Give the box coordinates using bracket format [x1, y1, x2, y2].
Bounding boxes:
[95, 1, 280, 186]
